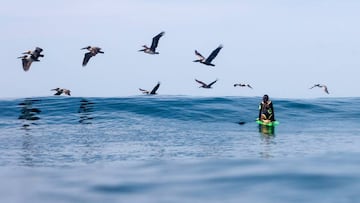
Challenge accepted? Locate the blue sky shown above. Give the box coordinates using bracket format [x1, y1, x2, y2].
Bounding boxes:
[1, 0, 359, 98]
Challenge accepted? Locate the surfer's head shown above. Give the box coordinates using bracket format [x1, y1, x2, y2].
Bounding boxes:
[263, 94, 269, 102]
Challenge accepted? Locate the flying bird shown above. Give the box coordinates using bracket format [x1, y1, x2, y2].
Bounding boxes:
[310, 84, 329, 94]
[22, 47, 44, 61]
[195, 79, 218, 88]
[19, 47, 44, 71]
[139, 82, 161, 95]
[234, 83, 253, 89]
[139, 32, 165, 54]
[193, 45, 223, 66]
[51, 88, 71, 96]
[81, 46, 104, 66]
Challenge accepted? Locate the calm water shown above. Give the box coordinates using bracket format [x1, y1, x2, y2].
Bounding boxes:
[0, 96, 359, 203]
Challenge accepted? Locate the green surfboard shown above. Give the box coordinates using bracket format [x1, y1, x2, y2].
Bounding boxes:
[256, 119, 279, 127]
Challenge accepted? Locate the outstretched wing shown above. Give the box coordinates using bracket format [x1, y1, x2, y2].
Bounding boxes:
[82, 52, 92, 66]
[194, 50, 205, 61]
[323, 86, 329, 94]
[247, 84, 253, 89]
[22, 58, 32, 71]
[195, 79, 207, 86]
[139, 88, 149, 94]
[205, 45, 223, 63]
[150, 32, 165, 51]
[54, 90, 62, 95]
[208, 79, 218, 87]
[309, 84, 320, 89]
[150, 82, 160, 94]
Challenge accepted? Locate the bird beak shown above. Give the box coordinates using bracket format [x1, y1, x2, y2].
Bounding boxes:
[81, 47, 87, 50]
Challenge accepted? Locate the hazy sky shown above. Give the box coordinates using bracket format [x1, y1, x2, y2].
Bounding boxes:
[1, 0, 359, 98]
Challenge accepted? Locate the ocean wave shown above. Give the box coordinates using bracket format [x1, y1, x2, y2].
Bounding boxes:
[0, 96, 359, 128]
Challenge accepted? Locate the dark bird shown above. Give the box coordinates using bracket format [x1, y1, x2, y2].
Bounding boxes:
[19, 47, 44, 71]
[81, 46, 104, 66]
[139, 82, 161, 95]
[310, 84, 329, 94]
[139, 32, 165, 54]
[193, 45, 223, 66]
[51, 88, 71, 96]
[22, 47, 44, 61]
[234, 83, 253, 89]
[195, 79, 218, 88]
[17, 55, 33, 71]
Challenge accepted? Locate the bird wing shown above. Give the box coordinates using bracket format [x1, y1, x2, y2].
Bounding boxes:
[309, 84, 319, 89]
[205, 45, 223, 63]
[22, 58, 32, 71]
[150, 82, 160, 94]
[54, 90, 62, 95]
[195, 79, 207, 86]
[82, 52, 93, 66]
[323, 86, 329, 94]
[247, 84, 253, 89]
[139, 88, 149, 94]
[150, 32, 165, 51]
[194, 50, 205, 60]
[208, 79, 218, 87]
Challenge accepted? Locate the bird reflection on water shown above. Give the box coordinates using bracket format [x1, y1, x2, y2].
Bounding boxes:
[78, 99, 94, 124]
[18, 99, 41, 130]
[18, 99, 42, 166]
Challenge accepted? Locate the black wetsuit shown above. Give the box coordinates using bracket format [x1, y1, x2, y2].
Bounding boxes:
[258, 101, 275, 121]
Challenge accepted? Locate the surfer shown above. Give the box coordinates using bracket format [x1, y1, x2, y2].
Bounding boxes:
[258, 94, 276, 122]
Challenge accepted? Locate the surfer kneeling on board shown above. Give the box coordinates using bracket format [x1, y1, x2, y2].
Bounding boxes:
[258, 94, 276, 122]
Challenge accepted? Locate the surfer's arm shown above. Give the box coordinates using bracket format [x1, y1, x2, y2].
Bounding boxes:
[258, 104, 262, 120]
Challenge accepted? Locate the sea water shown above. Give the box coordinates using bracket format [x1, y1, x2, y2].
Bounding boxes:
[0, 96, 359, 203]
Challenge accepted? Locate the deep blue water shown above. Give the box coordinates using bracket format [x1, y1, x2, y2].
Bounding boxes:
[0, 96, 359, 203]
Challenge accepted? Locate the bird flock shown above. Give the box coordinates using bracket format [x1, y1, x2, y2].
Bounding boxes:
[18, 31, 330, 96]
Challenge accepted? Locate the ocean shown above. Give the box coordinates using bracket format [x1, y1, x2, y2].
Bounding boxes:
[0, 96, 359, 203]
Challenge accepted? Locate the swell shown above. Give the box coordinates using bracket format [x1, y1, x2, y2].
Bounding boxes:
[0, 97, 359, 127]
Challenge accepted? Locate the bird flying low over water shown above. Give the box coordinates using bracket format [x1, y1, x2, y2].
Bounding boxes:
[19, 47, 44, 71]
[139, 32, 165, 54]
[195, 79, 218, 88]
[139, 82, 161, 95]
[310, 84, 329, 94]
[234, 83, 253, 89]
[193, 45, 223, 66]
[81, 46, 104, 66]
[51, 88, 71, 96]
